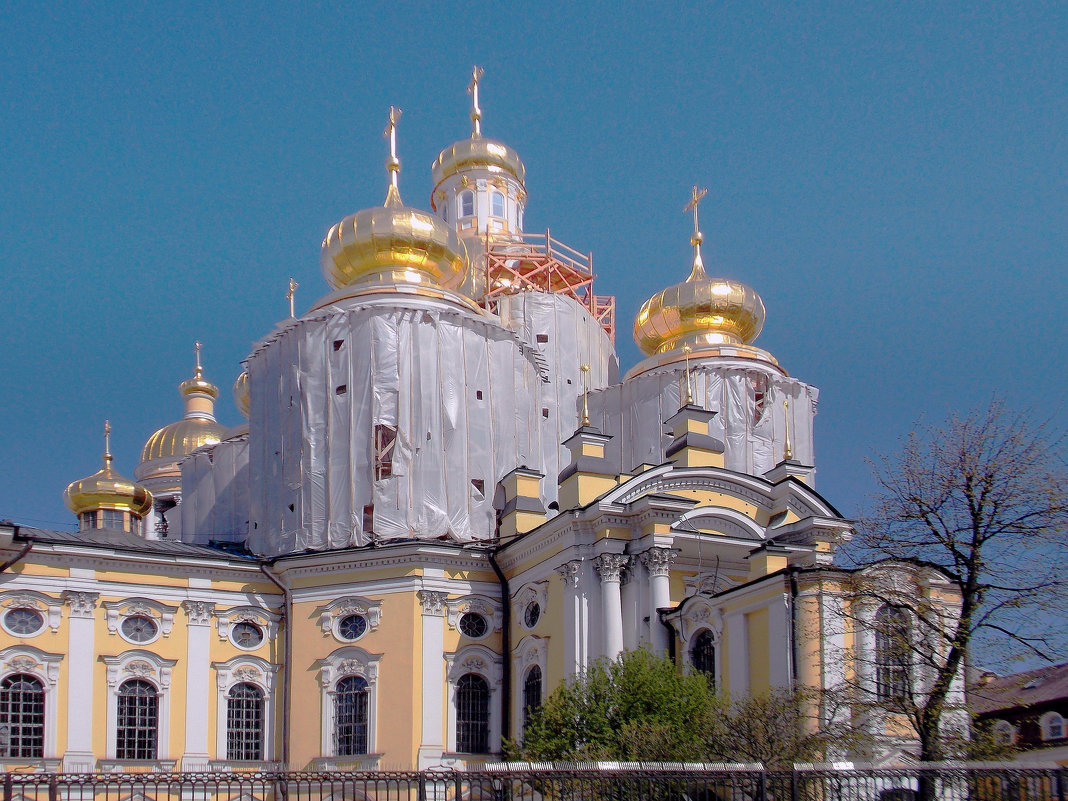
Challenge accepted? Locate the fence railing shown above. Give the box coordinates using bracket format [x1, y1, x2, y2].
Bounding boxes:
[1, 763, 1065, 801]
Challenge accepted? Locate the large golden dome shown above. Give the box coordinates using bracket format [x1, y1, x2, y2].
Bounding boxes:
[634, 189, 767, 357]
[64, 423, 152, 517]
[136, 347, 227, 488]
[321, 108, 469, 293]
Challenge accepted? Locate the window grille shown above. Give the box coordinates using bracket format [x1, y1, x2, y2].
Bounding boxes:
[335, 676, 368, 756]
[455, 673, 489, 753]
[116, 679, 158, 760]
[522, 665, 541, 729]
[226, 682, 264, 761]
[691, 629, 715, 687]
[0, 674, 44, 758]
[875, 606, 910, 703]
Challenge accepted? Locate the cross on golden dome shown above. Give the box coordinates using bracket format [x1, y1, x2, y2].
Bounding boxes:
[103, 419, 113, 465]
[383, 106, 403, 206]
[468, 66, 485, 138]
[286, 278, 299, 318]
[684, 185, 708, 279]
[194, 340, 203, 378]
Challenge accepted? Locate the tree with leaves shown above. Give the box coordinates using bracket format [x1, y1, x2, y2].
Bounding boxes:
[852, 401, 1068, 761]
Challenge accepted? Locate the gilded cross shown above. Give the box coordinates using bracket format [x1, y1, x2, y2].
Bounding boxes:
[468, 66, 485, 138]
[287, 278, 299, 318]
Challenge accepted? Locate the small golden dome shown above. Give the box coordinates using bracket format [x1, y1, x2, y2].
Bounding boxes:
[432, 137, 526, 188]
[64, 422, 153, 517]
[233, 370, 249, 419]
[634, 188, 767, 356]
[321, 107, 469, 293]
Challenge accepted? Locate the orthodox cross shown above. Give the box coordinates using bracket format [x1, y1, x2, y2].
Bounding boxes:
[684, 185, 708, 273]
[682, 345, 694, 406]
[783, 398, 793, 461]
[286, 278, 298, 318]
[468, 65, 485, 138]
[103, 419, 113, 465]
[194, 340, 203, 377]
[384, 106, 402, 195]
[580, 364, 591, 427]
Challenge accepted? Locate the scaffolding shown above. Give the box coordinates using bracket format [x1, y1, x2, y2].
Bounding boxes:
[481, 229, 616, 342]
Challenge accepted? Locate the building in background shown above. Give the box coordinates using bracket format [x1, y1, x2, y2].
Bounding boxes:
[0, 72, 962, 772]
[972, 663, 1068, 764]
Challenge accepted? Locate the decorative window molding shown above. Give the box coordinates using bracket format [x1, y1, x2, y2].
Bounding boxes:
[0, 592, 62, 636]
[315, 646, 383, 762]
[512, 582, 549, 631]
[214, 606, 280, 648]
[1040, 711, 1065, 741]
[100, 650, 177, 760]
[511, 635, 547, 739]
[0, 646, 63, 759]
[316, 597, 382, 642]
[445, 595, 502, 634]
[992, 719, 1016, 746]
[444, 644, 502, 754]
[212, 655, 279, 762]
[103, 598, 178, 643]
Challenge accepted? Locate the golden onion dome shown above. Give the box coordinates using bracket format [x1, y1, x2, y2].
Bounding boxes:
[64, 422, 153, 517]
[233, 370, 249, 419]
[634, 189, 767, 356]
[431, 67, 526, 192]
[135, 345, 227, 486]
[321, 107, 469, 292]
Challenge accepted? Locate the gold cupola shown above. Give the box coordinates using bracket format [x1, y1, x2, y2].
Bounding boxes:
[135, 343, 227, 491]
[233, 369, 249, 419]
[633, 187, 776, 368]
[320, 107, 470, 296]
[64, 421, 153, 533]
[431, 67, 526, 191]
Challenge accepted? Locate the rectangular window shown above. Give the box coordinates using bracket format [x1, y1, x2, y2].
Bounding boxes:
[226, 684, 264, 761]
[374, 424, 397, 481]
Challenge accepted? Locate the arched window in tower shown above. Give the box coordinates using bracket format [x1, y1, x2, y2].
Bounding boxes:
[491, 190, 505, 218]
[460, 191, 475, 218]
[691, 629, 716, 687]
[0, 674, 44, 758]
[522, 665, 542, 729]
[226, 682, 264, 761]
[455, 673, 490, 753]
[116, 679, 158, 760]
[875, 606, 911, 704]
[335, 676, 369, 756]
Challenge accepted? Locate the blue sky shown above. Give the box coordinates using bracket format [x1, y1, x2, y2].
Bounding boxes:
[1, 2, 1065, 534]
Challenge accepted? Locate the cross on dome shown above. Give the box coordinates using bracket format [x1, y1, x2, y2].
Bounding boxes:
[684, 185, 708, 279]
[468, 65, 485, 139]
[383, 106, 403, 206]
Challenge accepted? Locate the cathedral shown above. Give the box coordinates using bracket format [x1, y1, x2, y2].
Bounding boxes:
[0, 72, 962, 772]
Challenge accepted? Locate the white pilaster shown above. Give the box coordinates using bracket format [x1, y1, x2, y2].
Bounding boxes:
[417, 590, 446, 769]
[593, 554, 628, 660]
[726, 612, 749, 698]
[640, 548, 677, 655]
[62, 591, 98, 772]
[181, 601, 215, 770]
[768, 593, 791, 688]
[555, 561, 582, 674]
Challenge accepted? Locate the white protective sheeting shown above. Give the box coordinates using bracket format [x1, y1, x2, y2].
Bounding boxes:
[589, 360, 819, 481]
[242, 292, 613, 557]
[178, 434, 250, 545]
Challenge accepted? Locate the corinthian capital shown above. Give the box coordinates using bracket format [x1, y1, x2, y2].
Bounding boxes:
[555, 560, 582, 589]
[62, 591, 99, 618]
[592, 553, 630, 584]
[640, 547, 678, 578]
[418, 590, 447, 616]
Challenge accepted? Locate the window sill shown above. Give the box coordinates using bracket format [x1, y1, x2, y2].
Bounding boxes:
[308, 754, 384, 771]
[98, 759, 178, 773]
[208, 760, 285, 772]
[0, 758, 61, 773]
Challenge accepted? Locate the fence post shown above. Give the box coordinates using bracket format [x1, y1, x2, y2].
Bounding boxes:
[3, 773, 11, 801]
[790, 768, 800, 801]
[47, 777, 57, 801]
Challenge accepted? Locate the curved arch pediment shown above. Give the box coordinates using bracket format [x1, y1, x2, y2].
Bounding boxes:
[676, 506, 766, 542]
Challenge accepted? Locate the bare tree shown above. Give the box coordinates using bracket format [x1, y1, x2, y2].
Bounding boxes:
[851, 401, 1068, 761]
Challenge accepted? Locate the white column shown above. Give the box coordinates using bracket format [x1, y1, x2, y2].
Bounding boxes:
[181, 601, 215, 770]
[593, 554, 628, 660]
[555, 562, 582, 675]
[726, 612, 749, 698]
[417, 590, 446, 769]
[640, 548, 677, 655]
[62, 591, 99, 772]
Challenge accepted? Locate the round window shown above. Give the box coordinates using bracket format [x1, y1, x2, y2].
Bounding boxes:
[458, 612, 488, 638]
[338, 614, 367, 641]
[121, 615, 158, 643]
[523, 601, 541, 629]
[231, 621, 264, 649]
[4, 608, 44, 636]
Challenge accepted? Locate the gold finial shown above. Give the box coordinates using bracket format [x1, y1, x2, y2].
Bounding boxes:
[383, 106, 403, 206]
[681, 345, 694, 406]
[579, 364, 591, 427]
[684, 185, 708, 280]
[783, 398, 793, 461]
[103, 419, 113, 466]
[286, 278, 299, 318]
[194, 341, 203, 378]
[468, 66, 485, 139]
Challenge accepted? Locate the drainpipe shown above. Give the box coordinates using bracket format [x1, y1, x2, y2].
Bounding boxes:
[0, 523, 31, 574]
[489, 551, 511, 744]
[260, 562, 291, 768]
[0, 541, 32, 574]
[789, 567, 800, 685]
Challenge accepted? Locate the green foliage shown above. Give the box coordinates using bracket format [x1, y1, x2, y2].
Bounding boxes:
[511, 649, 852, 768]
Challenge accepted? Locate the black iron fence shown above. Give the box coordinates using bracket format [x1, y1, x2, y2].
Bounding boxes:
[0, 763, 1064, 801]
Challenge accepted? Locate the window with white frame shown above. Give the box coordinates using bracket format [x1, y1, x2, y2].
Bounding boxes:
[455, 674, 490, 753]
[992, 719, 1015, 746]
[491, 191, 505, 218]
[116, 679, 157, 760]
[512, 634, 547, 739]
[0, 646, 62, 760]
[690, 629, 716, 688]
[0, 592, 61, 639]
[1041, 711, 1065, 741]
[445, 644, 501, 755]
[874, 605, 910, 704]
[102, 651, 176, 762]
[213, 655, 278, 764]
[460, 191, 475, 218]
[315, 647, 382, 760]
[103, 599, 176, 646]
[521, 666, 541, 730]
[214, 607, 280, 652]
[316, 596, 382, 644]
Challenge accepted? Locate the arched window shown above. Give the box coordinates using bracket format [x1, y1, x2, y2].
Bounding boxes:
[226, 682, 264, 761]
[335, 676, 368, 756]
[491, 191, 505, 218]
[116, 679, 157, 760]
[992, 719, 1016, 746]
[691, 630, 716, 687]
[1041, 712, 1065, 741]
[460, 191, 475, 218]
[0, 674, 44, 758]
[522, 665, 542, 729]
[455, 673, 489, 753]
[875, 606, 910, 703]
